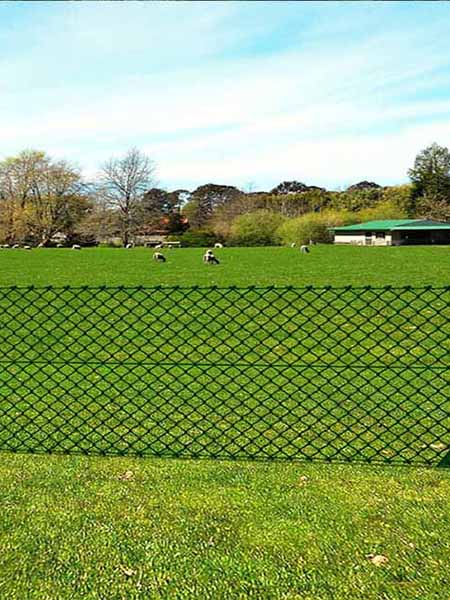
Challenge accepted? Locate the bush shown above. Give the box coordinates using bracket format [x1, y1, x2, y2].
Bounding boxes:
[170, 229, 219, 248]
[357, 200, 408, 222]
[229, 210, 286, 246]
[277, 215, 330, 246]
[381, 185, 414, 216]
[277, 210, 357, 246]
[68, 232, 99, 247]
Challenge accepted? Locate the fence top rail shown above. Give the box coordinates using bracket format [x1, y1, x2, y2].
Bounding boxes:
[0, 284, 448, 292]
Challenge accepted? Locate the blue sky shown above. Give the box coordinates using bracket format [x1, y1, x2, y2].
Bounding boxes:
[2, 1, 450, 191]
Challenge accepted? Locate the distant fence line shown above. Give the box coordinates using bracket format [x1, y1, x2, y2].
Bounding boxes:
[0, 285, 448, 466]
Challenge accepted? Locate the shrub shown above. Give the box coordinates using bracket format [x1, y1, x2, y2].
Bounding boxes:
[357, 200, 408, 222]
[229, 210, 286, 246]
[381, 184, 414, 216]
[169, 229, 218, 248]
[277, 215, 330, 246]
[277, 210, 357, 246]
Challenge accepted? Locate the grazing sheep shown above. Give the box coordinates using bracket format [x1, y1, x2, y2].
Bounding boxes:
[12, 244, 20, 249]
[0, 244, 9, 249]
[214, 243, 223, 249]
[56, 243, 64, 248]
[154, 244, 163, 249]
[72, 244, 81, 250]
[23, 245, 31, 250]
[202, 249, 212, 263]
[125, 243, 134, 249]
[300, 245, 310, 254]
[153, 252, 166, 262]
[37, 242, 45, 248]
[203, 250, 220, 264]
[290, 242, 296, 248]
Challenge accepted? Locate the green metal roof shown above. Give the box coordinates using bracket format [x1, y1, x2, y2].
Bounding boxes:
[394, 223, 450, 231]
[330, 219, 450, 232]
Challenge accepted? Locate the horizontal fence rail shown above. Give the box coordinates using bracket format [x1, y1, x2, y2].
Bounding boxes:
[0, 285, 448, 466]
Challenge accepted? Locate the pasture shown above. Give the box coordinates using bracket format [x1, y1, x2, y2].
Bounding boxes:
[0, 244, 450, 286]
[0, 245, 449, 598]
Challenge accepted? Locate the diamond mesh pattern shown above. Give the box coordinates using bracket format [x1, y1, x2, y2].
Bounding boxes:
[0, 285, 448, 465]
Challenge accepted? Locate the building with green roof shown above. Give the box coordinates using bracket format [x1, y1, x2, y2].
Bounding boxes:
[329, 219, 450, 246]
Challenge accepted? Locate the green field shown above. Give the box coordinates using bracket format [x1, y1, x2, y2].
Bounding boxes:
[0, 246, 449, 598]
[0, 244, 450, 286]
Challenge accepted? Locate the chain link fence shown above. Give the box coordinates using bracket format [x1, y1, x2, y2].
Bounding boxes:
[0, 285, 448, 465]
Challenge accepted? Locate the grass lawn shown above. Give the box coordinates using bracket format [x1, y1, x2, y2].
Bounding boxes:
[0, 246, 449, 598]
[0, 244, 449, 286]
[0, 454, 449, 599]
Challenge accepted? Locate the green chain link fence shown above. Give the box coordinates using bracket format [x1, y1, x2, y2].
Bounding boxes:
[0, 285, 448, 465]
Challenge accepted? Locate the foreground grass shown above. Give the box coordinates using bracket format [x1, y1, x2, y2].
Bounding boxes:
[0, 454, 449, 599]
[0, 245, 450, 286]
[0, 246, 449, 597]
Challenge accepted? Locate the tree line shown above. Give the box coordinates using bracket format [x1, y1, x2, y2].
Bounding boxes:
[1, 143, 449, 247]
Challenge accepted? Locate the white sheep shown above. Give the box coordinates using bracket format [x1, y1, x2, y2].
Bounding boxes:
[154, 244, 163, 249]
[56, 243, 64, 248]
[300, 245, 310, 254]
[72, 244, 81, 250]
[153, 251, 166, 262]
[202, 249, 212, 263]
[214, 243, 223, 248]
[12, 244, 20, 249]
[37, 242, 45, 248]
[125, 243, 134, 249]
[290, 242, 296, 248]
[23, 245, 32, 250]
[203, 249, 220, 264]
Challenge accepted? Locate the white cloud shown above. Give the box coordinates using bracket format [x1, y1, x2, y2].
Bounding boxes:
[1, 2, 450, 190]
[148, 120, 450, 191]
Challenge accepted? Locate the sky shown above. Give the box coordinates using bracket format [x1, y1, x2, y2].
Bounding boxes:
[2, 1, 450, 191]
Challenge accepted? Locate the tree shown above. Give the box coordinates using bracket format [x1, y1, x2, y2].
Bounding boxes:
[330, 186, 383, 212]
[75, 187, 119, 245]
[0, 150, 88, 244]
[346, 181, 381, 192]
[265, 190, 331, 217]
[408, 143, 450, 200]
[139, 188, 189, 234]
[415, 194, 450, 221]
[99, 148, 157, 246]
[183, 183, 241, 228]
[230, 210, 286, 246]
[270, 181, 326, 195]
[210, 192, 267, 238]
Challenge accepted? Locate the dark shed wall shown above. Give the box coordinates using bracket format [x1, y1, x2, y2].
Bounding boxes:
[392, 229, 450, 245]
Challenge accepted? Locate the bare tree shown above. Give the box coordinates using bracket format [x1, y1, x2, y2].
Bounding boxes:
[98, 148, 157, 246]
